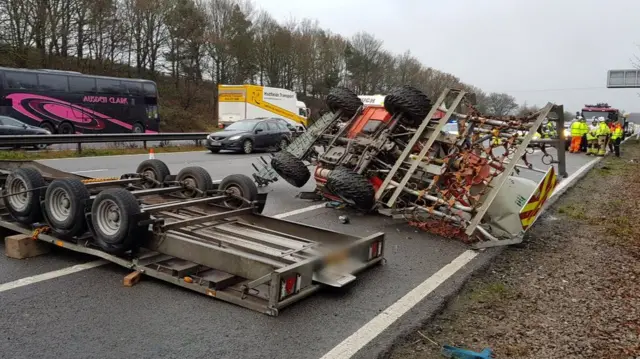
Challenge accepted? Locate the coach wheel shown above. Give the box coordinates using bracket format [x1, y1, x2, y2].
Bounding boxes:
[132, 123, 145, 133]
[176, 166, 213, 198]
[219, 174, 259, 212]
[2, 168, 46, 224]
[58, 122, 75, 134]
[136, 159, 170, 188]
[91, 188, 142, 254]
[44, 178, 90, 238]
[40, 122, 55, 133]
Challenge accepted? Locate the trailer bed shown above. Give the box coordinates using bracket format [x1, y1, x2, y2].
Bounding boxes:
[0, 160, 385, 316]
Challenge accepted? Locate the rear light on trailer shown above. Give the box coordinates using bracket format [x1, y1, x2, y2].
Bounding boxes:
[368, 241, 383, 260]
[280, 273, 301, 300]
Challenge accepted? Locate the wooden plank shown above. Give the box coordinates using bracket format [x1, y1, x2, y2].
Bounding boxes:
[4, 234, 51, 259]
[123, 271, 143, 287]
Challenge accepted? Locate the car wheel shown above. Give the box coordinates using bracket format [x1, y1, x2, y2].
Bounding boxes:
[242, 139, 253, 154]
[34, 143, 48, 150]
[278, 138, 289, 151]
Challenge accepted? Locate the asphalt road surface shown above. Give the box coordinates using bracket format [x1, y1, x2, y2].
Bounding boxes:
[0, 149, 597, 359]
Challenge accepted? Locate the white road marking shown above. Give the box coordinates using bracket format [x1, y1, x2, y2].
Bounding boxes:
[320, 155, 608, 358]
[319, 250, 479, 359]
[272, 203, 327, 219]
[71, 169, 108, 174]
[0, 260, 108, 293]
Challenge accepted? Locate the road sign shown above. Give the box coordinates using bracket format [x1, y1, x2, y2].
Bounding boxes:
[607, 69, 640, 88]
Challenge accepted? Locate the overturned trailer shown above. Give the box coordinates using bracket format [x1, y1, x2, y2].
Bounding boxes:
[252, 86, 566, 249]
[0, 160, 385, 316]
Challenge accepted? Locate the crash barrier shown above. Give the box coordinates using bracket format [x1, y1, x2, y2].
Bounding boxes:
[0, 159, 384, 315]
[252, 86, 568, 249]
[0, 133, 209, 153]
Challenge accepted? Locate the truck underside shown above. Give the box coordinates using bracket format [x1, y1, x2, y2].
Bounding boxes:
[252, 86, 563, 249]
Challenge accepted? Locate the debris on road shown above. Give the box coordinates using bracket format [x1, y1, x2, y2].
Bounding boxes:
[441, 345, 493, 359]
[389, 141, 640, 359]
[338, 215, 350, 224]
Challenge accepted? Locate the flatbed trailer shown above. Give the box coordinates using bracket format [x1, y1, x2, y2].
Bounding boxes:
[0, 160, 385, 316]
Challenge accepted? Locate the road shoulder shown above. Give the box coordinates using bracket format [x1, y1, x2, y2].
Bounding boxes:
[388, 141, 640, 359]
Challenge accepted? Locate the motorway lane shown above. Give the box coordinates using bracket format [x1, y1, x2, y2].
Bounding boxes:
[0, 149, 596, 359]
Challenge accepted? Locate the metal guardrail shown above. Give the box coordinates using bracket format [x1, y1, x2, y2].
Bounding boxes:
[0, 133, 209, 152]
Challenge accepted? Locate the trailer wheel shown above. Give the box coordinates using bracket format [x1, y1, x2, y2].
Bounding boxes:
[384, 85, 432, 126]
[91, 188, 142, 254]
[325, 167, 376, 211]
[176, 166, 213, 198]
[3, 168, 46, 224]
[326, 87, 364, 119]
[44, 178, 90, 238]
[271, 150, 310, 188]
[219, 174, 259, 211]
[136, 159, 171, 188]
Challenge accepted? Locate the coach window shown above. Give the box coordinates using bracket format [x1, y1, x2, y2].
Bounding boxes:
[123, 81, 143, 96]
[143, 83, 157, 97]
[38, 74, 69, 92]
[97, 79, 122, 95]
[69, 77, 96, 93]
[5, 72, 38, 90]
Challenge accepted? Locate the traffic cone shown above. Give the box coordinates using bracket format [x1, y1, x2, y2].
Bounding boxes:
[149, 148, 155, 159]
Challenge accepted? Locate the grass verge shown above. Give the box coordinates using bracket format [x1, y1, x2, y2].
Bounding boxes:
[0, 145, 205, 160]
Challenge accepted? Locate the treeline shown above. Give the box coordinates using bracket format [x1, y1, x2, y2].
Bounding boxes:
[0, 0, 533, 131]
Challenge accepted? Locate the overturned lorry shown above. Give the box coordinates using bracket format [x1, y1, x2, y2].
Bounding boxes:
[252, 86, 564, 248]
[0, 160, 385, 316]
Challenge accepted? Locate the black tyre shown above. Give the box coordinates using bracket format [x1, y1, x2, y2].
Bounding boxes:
[277, 137, 289, 151]
[242, 139, 254, 154]
[132, 122, 145, 133]
[136, 159, 171, 188]
[3, 168, 46, 224]
[325, 167, 376, 211]
[176, 166, 213, 198]
[384, 85, 432, 126]
[43, 178, 90, 238]
[40, 122, 55, 133]
[326, 87, 363, 119]
[271, 150, 310, 188]
[58, 122, 75, 134]
[210, 148, 220, 153]
[90, 188, 142, 254]
[219, 174, 260, 212]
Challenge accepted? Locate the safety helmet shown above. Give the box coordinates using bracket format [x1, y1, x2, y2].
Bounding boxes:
[577, 116, 584, 120]
[598, 116, 605, 121]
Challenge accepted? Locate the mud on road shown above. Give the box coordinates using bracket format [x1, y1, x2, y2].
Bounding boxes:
[389, 140, 640, 359]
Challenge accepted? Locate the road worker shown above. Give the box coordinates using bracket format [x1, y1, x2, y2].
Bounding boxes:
[607, 120, 617, 153]
[579, 117, 589, 152]
[586, 120, 598, 155]
[569, 116, 584, 153]
[542, 120, 557, 139]
[491, 128, 502, 146]
[611, 122, 624, 157]
[596, 118, 611, 156]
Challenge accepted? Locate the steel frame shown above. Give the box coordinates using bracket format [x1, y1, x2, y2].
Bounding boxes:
[0, 161, 385, 316]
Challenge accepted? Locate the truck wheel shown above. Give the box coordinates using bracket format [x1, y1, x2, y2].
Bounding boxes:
[325, 167, 376, 211]
[136, 159, 171, 188]
[271, 150, 310, 188]
[219, 174, 260, 212]
[176, 166, 213, 198]
[3, 168, 46, 224]
[384, 85, 432, 126]
[44, 178, 90, 238]
[326, 87, 364, 119]
[91, 188, 142, 254]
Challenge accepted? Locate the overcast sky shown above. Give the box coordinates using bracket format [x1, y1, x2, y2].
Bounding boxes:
[257, 0, 640, 114]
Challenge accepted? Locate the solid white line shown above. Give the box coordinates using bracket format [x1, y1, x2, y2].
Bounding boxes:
[0, 260, 108, 293]
[272, 203, 327, 219]
[319, 250, 479, 359]
[71, 169, 108, 174]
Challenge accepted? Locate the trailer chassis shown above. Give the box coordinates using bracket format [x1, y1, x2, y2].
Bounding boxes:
[0, 160, 385, 316]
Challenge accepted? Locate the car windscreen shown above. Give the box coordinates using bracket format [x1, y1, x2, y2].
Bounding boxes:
[225, 121, 259, 131]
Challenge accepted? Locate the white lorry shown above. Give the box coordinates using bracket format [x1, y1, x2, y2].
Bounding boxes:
[217, 84, 310, 129]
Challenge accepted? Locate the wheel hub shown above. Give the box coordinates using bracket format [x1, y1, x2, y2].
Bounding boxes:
[7, 177, 29, 212]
